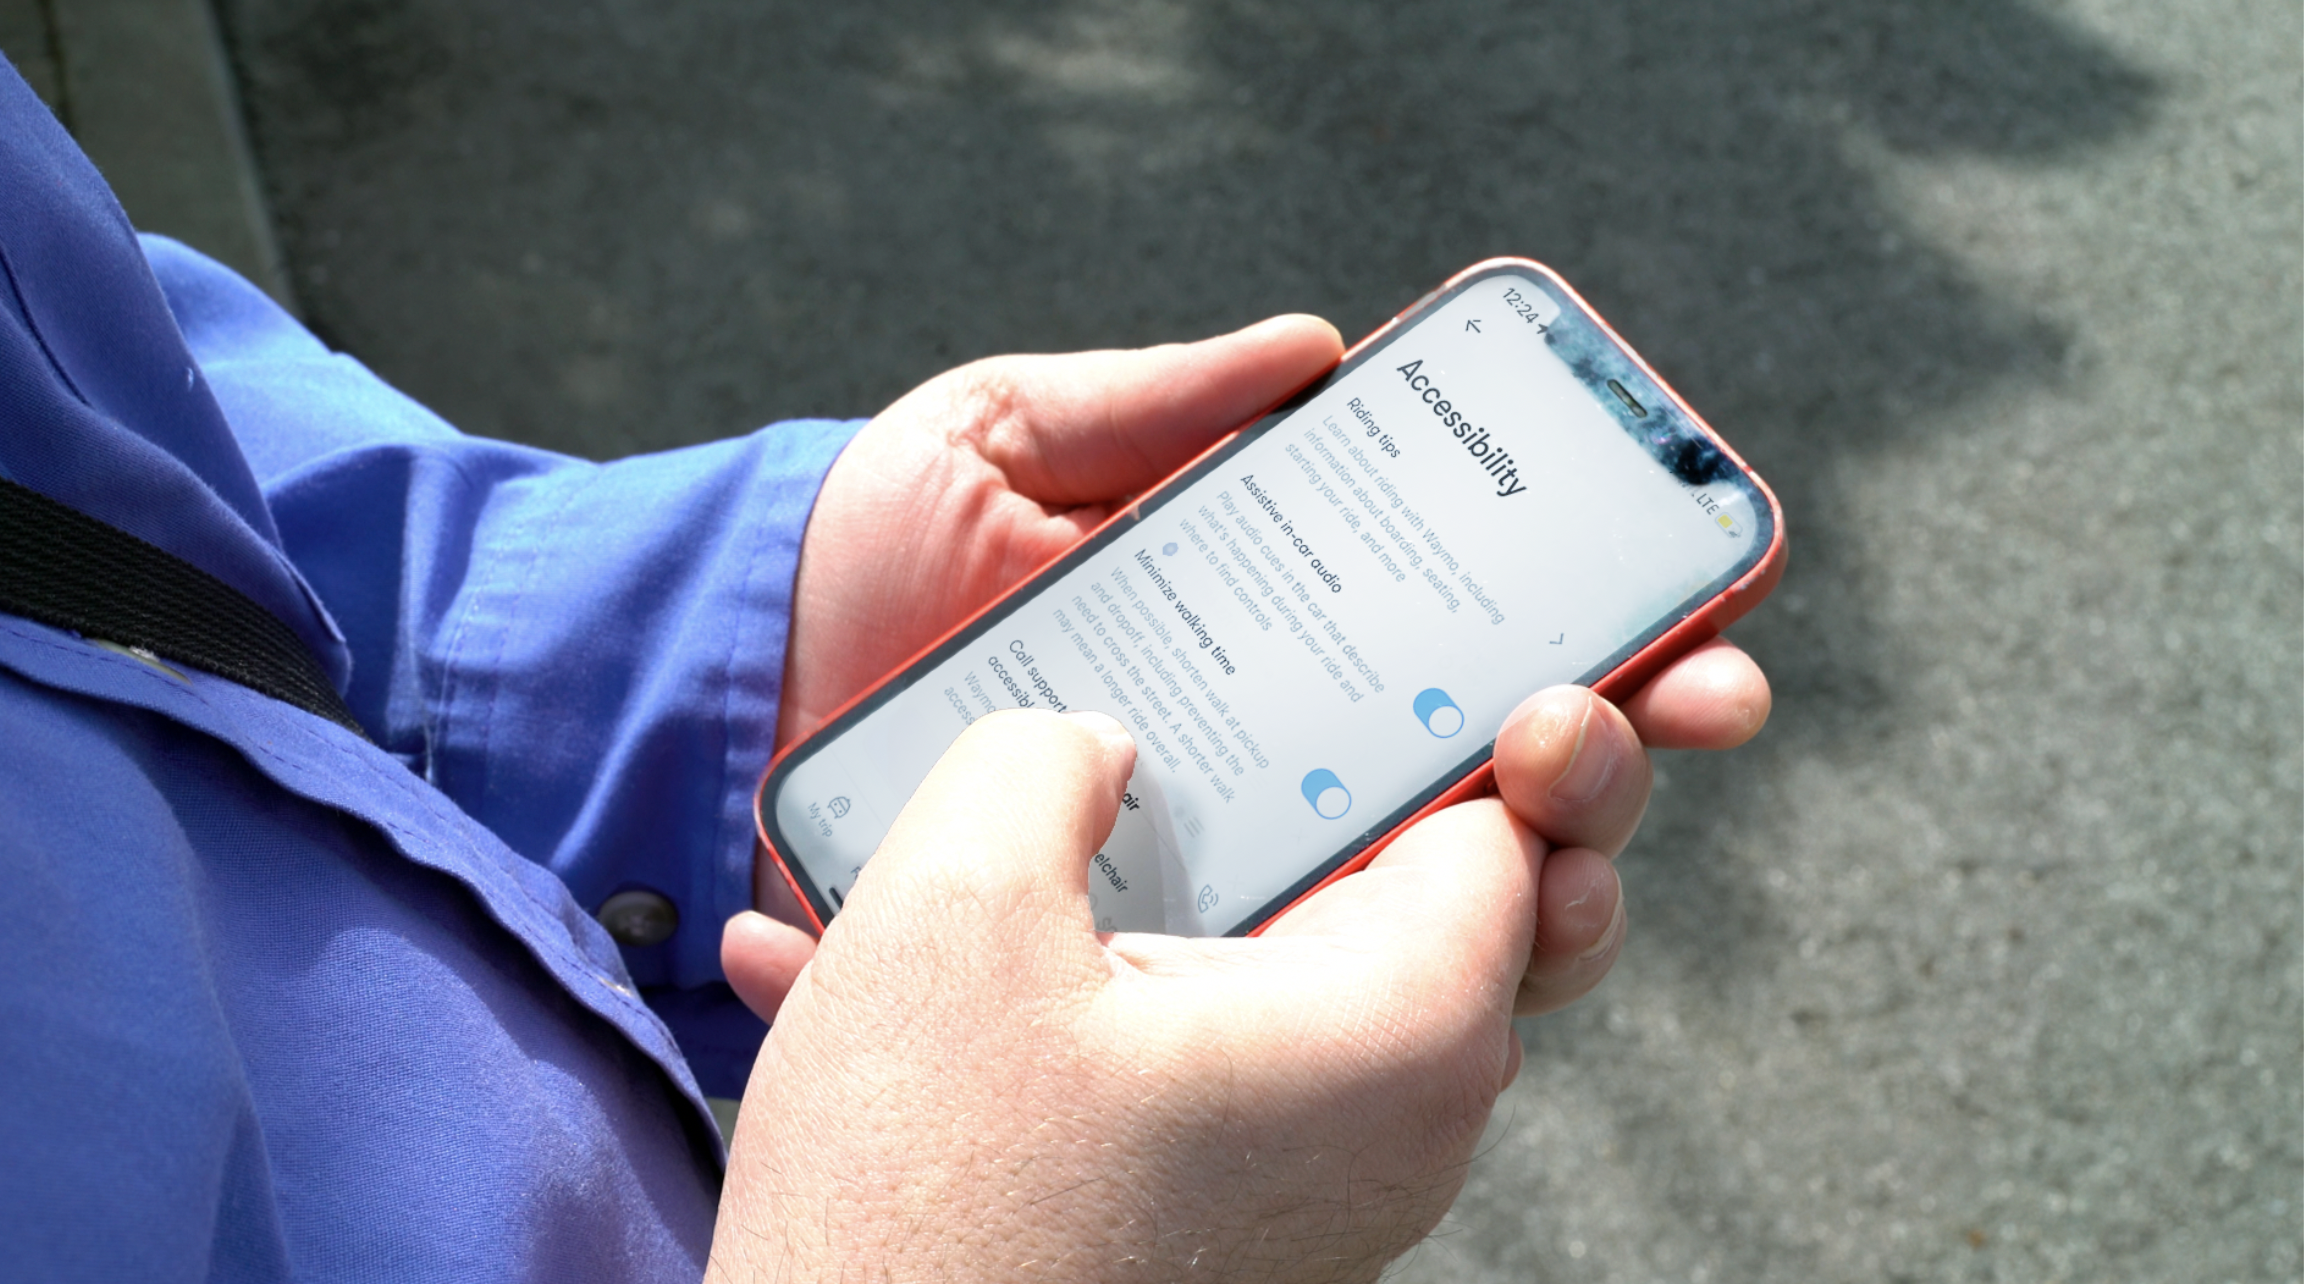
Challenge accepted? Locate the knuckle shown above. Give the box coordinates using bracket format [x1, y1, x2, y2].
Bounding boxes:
[941, 359, 1033, 453]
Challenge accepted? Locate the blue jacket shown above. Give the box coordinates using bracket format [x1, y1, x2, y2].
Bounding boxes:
[0, 61, 856, 1279]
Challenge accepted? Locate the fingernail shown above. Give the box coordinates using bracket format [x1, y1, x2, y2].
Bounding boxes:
[1543, 691, 1618, 804]
[1577, 893, 1626, 962]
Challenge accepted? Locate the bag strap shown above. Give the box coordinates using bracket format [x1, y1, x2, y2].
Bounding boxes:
[0, 475, 365, 735]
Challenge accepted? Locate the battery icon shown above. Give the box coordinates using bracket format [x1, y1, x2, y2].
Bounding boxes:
[1716, 513, 1739, 534]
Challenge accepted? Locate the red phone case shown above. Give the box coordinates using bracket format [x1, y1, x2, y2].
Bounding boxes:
[755, 257, 1787, 937]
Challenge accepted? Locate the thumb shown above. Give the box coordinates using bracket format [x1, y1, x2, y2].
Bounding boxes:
[722, 910, 818, 1023]
[1260, 798, 1542, 1030]
[834, 709, 1138, 950]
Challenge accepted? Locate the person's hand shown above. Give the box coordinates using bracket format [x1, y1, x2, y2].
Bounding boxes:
[711, 657, 1766, 1281]
[775, 315, 1347, 751]
[715, 316, 1771, 1276]
[735, 316, 1771, 1017]
[741, 315, 1345, 974]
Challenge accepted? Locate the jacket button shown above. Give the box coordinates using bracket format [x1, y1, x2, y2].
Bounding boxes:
[597, 889, 679, 947]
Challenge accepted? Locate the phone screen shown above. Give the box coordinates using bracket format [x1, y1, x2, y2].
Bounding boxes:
[763, 264, 1774, 936]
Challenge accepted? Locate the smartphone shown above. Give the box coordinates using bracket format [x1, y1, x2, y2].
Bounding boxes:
[755, 258, 1785, 938]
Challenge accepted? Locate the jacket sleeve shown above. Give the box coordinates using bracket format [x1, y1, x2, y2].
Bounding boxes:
[147, 235, 860, 1092]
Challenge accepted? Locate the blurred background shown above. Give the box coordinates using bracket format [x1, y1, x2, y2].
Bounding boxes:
[10, 0, 2296, 1278]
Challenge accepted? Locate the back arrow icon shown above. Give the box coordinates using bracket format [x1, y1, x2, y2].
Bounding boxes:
[1465, 319, 1482, 333]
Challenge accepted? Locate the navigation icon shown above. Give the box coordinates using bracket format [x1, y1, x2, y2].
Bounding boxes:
[1465, 318, 1482, 333]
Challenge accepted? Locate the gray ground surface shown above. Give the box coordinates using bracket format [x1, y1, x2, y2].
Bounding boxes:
[0, 0, 293, 304]
[204, 0, 2302, 1279]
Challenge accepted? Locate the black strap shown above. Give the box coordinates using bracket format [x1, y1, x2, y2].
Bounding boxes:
[0, 475, 365, 735]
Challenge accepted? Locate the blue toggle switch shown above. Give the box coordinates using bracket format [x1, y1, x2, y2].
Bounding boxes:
[1413, 688, 1464, 738]
[1301, 768, 1351, 820]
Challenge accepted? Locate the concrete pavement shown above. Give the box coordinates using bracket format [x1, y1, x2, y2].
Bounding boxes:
[1, 0, 294, 307]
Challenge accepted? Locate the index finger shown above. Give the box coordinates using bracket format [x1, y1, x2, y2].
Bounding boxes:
[1618, 637, 1772, 750]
